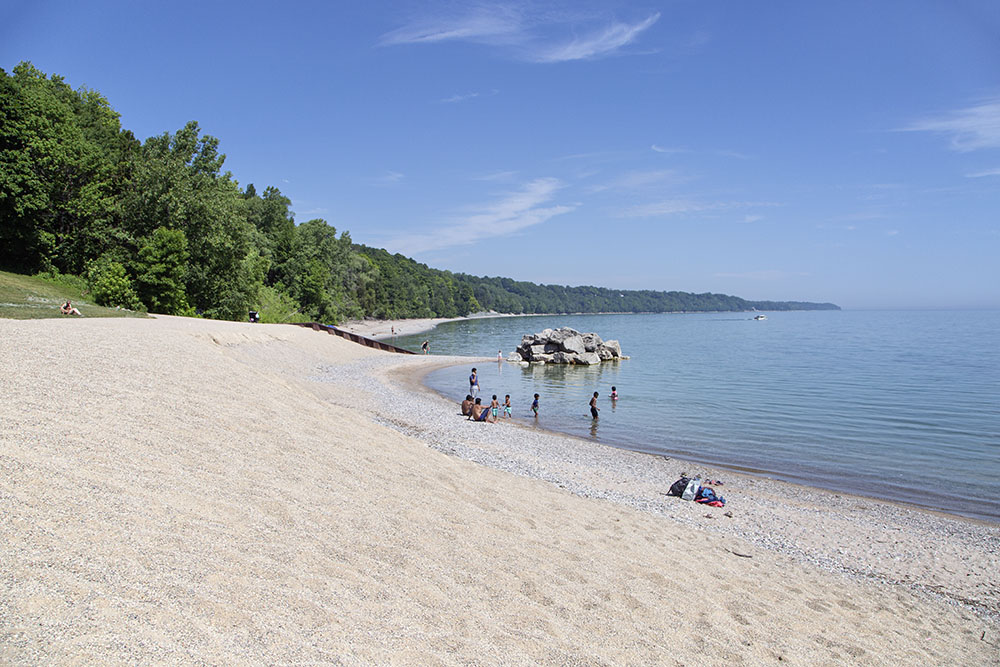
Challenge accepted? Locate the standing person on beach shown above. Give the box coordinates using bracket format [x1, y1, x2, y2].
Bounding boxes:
[490, 395, 500, 421]
[503, 394, 512, 419]
[590, 391, 600, 419]
[469, 368, 480, 397]
[421, 340, 429, 354]
[497, 349, 503, 362]
[531, 393, 539, 417]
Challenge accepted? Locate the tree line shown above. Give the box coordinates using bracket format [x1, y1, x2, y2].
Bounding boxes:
[0, 63, 838, 323]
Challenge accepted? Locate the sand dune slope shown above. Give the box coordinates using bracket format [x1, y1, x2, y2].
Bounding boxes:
[0, 317, 995, 664]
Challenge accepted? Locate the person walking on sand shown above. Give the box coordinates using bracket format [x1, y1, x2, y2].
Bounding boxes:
[590, 391, 600, 419]
[421, 340, 429, 354]
[531, 393, 540, 417]
[503, 394, 512, 419]
[469, 367, 480, 397]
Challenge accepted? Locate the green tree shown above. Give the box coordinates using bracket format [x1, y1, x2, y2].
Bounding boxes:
[135, 226, 190, 314]
[86, 256, 142, 309]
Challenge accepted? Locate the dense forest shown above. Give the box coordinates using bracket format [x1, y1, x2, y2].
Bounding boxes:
[0, 63, 838, 322]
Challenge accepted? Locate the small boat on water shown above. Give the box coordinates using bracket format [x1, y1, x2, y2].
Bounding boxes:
[754, 314, 767, 320]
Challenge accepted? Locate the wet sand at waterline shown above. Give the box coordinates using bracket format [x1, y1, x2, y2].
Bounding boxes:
[1, 316, 996, 663]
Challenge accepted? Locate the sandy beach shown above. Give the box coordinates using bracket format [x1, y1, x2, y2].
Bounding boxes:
[1, 315, 997, 664]
[335, 316, 462, 340]
[336, 312, 534, 342]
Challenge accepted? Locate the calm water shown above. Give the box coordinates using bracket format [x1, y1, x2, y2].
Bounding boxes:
[394, 311, 1000, 522]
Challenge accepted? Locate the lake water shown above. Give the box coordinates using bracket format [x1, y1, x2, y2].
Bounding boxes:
[393, 311, 1000, 522]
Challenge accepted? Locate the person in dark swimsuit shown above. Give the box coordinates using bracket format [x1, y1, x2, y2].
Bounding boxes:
[589, 392, 600, 419]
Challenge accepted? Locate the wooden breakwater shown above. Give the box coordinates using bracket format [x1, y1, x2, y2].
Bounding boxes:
[288, 322, 416, 354]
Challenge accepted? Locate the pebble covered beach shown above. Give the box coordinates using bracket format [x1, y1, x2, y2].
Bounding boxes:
[2, 315, 997, 664]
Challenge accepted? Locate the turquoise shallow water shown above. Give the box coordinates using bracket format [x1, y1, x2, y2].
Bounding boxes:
[393, 310, 1000, 522]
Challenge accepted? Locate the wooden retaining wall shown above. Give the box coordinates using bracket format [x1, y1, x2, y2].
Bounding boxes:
[288, 322, 416, 354]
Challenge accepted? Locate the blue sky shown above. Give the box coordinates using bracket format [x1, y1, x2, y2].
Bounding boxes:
[3, 1, 999, 309]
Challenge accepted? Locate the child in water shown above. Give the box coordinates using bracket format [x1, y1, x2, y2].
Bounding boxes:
[610, 386, 618, 400]
[503, 394, 512, 418]
[590, 391, 600, 419]
[490, 395, 500, 421]
[531, 393, 540, 417]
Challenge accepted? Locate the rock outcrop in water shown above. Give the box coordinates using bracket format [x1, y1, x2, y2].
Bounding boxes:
[509, 327, 626, 365]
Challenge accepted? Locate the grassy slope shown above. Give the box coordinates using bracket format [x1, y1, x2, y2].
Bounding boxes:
[0, 271, 147, 320]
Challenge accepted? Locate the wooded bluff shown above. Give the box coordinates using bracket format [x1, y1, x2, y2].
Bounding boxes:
[0, 63, 839, 322]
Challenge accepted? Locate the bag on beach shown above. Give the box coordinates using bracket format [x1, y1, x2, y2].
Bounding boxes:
[668, 477, 690, 497]
[681, 479, 701, 501]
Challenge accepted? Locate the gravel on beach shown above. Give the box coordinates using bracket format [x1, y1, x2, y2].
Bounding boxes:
[2, 316, 997, 664]
[315, 353, 1000, 623]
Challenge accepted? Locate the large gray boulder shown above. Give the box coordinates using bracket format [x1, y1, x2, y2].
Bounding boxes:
[599, 340, 622, 358]
[560, 335, 586, 355]
[581, 332, 604, 352]
[510, 328, 625, 364]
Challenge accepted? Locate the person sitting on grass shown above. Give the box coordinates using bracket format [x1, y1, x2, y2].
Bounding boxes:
[461, 394, 474, 416]
[468, 397, 494, 422]
[60, 300, 82, 316]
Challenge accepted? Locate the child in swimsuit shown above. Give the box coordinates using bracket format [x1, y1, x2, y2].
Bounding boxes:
[490, 395, 500, 420]
[590, 392, 600, 419]
[503, 394, 512, 418]
[531, 393, 539, 417]
[610, 386, 618, 400]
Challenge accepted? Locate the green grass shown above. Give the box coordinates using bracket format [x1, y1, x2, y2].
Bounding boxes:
[0, 270, 148, 320]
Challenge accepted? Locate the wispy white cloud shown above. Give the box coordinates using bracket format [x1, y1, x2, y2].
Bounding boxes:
[591, 169, 681, 192]
[440, 92, 480, 104]
[714, 270, 808, 281]
[966, 167, 1000, 178]
[374, 171, 405, 185]
[472, 170, 519, 182]
[650, 144, 750, 159]
[385, 178, 574, 254]
[439, 88, 499, 104]
[619, 199, 778, 218]
[532, 13, 660, 63]
[378, 7, 523, 46]
[742, 214, 763, 224]
[380, 7, 660, 63]
[902, 98, 1000, 151]
[830, 211, 890, 222]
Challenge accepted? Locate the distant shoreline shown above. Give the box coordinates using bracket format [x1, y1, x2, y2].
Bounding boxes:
[336, 307, 842, 341]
